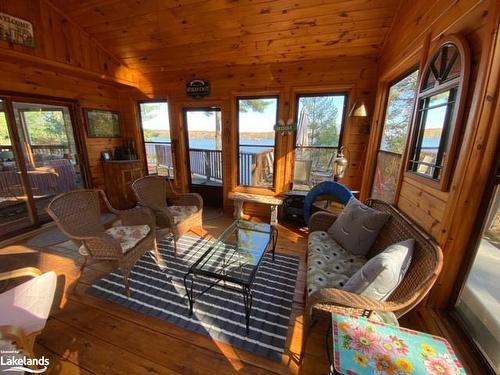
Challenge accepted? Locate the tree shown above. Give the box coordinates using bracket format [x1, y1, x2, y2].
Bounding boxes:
[0, 113, 11, 145]
[24, 111, 67, 145]
[299, 96, 340, 146]
[238, 99, 271, 113]
[382, 71, 419, 153]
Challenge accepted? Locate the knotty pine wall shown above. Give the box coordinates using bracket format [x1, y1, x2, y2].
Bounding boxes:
[134, 56, 377, 212]
[0, 0, 141, 189]
[360, 0, 500, 309]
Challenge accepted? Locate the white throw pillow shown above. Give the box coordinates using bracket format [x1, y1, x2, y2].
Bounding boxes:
[328, 198, 390, 256]
[343, 239, 415, 301]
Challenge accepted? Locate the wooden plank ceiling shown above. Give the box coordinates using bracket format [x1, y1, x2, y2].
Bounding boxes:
[51, 0, 401, 73]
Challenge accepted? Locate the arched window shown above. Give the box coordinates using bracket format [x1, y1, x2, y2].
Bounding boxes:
[407, 35, 470, 190]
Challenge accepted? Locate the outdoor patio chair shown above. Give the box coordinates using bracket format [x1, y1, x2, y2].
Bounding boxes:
[46, 189, 159, 296]
[0, 267, 57, 357]
[132, 175, 203, 256]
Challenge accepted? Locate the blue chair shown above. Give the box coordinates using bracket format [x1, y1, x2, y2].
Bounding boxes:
[303, 181, 353, 224]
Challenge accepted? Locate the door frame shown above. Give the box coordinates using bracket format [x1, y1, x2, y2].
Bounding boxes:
[0, 92, 91, 238]
[182, 106, 224, 206]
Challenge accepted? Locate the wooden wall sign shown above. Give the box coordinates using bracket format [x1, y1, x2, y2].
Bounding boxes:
[274, 119, 297, 133]
[0, 12, 34, 47]
[186, 79, 210, 98]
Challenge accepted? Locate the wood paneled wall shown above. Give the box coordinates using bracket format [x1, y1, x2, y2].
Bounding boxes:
[134, 57, 377, 211]
[0, 0, 141, 189]
[360, 0, 500, 309]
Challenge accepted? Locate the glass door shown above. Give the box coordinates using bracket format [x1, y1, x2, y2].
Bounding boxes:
[184, 108, 223, 207]
[455, 167, 500, 373]
[0, 99, 34, 238]
[11, 101, 84, 222]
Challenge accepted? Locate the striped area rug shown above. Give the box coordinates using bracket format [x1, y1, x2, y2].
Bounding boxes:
[88, 234, 300, 361]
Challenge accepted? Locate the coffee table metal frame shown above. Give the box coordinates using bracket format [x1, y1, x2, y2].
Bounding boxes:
[183, 220, 277, 334]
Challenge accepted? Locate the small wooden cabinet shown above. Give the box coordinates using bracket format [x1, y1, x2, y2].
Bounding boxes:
[103, 160, 144, 209]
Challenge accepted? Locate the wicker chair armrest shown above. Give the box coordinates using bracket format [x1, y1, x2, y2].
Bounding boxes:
[156, 207, 177, 227]
[0, 267, 42, 282]
[308, 212, 338, 232]
[116, 206, 156, 227]
[83, 234, 123, 257]
[308, 288, 401, 314]
[169, 193, 203, 209]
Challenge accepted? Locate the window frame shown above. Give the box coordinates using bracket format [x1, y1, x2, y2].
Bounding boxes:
[405, 35, 471, 191]
[137, 99, 175, 180]
[293, 92, 348, 149]
[292, 92, 348, 187]
[370, 68, 419, 203]
[236, 95, 280, 190]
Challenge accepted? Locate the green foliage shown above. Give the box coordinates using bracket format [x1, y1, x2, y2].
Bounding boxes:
[0, 113, 11, 145]
[299, 96, 340, 147]
[382, 71, 419, 153]
[24, 111, 67, 145]
[140, 102, 162, 122]
[239, 99, 272, 113]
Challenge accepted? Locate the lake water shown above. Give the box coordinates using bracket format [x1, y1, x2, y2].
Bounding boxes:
[154, 137, 441, 153]
[153, 137, 275, 153]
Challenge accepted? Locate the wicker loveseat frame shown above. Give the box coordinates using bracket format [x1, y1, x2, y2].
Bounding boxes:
[302, 199, 443, 357]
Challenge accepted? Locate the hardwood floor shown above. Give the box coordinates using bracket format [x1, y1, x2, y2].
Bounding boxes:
[0, 212, 332, 375]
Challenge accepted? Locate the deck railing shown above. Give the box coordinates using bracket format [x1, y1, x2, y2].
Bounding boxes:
[145, 142, 275, 186]
[0, 144, 70, 159]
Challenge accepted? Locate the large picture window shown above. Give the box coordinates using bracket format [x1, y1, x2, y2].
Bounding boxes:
[293, 93, 347, 189]
[139, 101, 174, 178]
[407, 36, 470, 190]
[237, 97, 278, 188]
[371, 70, 419, 202]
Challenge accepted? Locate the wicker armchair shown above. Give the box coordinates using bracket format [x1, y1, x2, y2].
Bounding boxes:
[46, 189, 159, 296]
[302, 199, 443, 357]
[132, 176, 203, 255]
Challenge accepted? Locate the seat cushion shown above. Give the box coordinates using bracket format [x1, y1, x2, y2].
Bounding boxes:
[166, 205, 198, 224]
[105, 224, 150, 253]
[328, 198, 390, 256]
[343, 239, 415, 301]
[307, 231, 366, 296]
[0, 271, 57, 335]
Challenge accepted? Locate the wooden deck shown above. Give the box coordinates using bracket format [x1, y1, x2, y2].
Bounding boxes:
[0, 211, 332, 375]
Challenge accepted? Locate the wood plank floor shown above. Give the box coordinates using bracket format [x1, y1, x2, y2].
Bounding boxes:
[0, 212, 333, 375]
[1, 210, 481, 374]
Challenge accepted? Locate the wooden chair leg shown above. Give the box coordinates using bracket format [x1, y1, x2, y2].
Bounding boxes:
[300, 310, 318, 362]
[123, 273, 131, 297]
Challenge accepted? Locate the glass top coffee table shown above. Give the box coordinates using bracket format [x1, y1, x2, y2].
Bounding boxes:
[183, 220, 277, 334]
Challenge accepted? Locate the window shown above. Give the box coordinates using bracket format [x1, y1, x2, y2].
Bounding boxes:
[293, 93, 347, 189]
[407, 36, 470, 190]
[139, 101, 174, 178]
[237, 97, 278, 187]
[371, 70, 419, 202]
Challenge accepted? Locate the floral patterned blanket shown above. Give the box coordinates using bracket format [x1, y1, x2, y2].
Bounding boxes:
[332, 314, 466, 375]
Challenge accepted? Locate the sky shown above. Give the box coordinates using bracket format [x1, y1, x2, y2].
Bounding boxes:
[141, 101, 278, 133]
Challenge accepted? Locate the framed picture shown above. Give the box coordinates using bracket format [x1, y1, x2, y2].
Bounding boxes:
[101, 151, 112, 161]
[84, 109, 121, 138]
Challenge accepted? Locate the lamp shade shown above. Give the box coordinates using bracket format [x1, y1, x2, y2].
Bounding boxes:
[348, 101, 368, 117]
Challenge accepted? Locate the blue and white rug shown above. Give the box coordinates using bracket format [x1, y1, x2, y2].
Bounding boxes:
[88, 234, 300, 361]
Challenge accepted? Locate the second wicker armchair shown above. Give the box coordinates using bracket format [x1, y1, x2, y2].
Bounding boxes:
[132, 175, 203, 255]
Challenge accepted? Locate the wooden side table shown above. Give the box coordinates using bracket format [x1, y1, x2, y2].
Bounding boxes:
[329, 313, 466, 375]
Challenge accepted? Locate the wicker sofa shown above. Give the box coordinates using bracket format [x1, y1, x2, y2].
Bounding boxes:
[302, 199, 443, 354]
